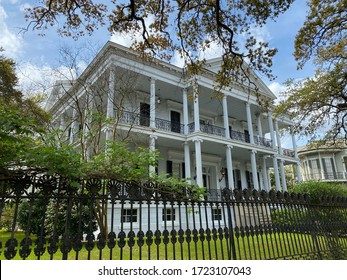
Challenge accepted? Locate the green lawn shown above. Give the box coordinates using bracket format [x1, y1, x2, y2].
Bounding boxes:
[0, 231, 345, 260]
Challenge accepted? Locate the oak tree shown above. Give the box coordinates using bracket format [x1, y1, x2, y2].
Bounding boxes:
[24, 0, 295, 89]
[275, 0, 347, 141]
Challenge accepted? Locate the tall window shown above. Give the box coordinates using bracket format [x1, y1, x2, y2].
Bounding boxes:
[344, 157, 347, 172]
[212, 209, 222, 221]
[322, 158, 336, 179]
[308, 159, 320, 179]
[122, 209, 137, 223]
[162, 208, 176, 222]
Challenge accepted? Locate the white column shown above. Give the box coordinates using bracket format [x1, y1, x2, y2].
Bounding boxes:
[193, 83, 200, 132]
[250, 150, 259, 190]
[246, 102, 254, 144]
[257, 114, 263, 138]
[318, 153, 325, 179]
[194, 138, 203, 187]
[150, 78, 156, 128]
[291, 128, 298, 158]
[223, 95, 230, 138]
[183, 88, 189, 135]
[106, 68, 115, 142]
[184, 142, 191, 183]
[296, 163, 302, 183]
[280, 159, 287, 192]
[273, 156, 281, 191]
[268, 112, 276, 149]
[225, 145, 234, 189]
[274, 120, 282, 155]
[59, 116, 65, 132]
[240, 163, 247, 189]
[261, 156, 269, 191]
[149, 135, 157, 176]
[70, 108, 77, 144]
[107, 68, 115, 119]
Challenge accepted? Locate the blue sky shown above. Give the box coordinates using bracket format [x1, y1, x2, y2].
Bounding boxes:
[0, 0, 315, 146]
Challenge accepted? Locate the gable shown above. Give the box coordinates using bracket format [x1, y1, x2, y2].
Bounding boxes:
[204, 57, 277, 100]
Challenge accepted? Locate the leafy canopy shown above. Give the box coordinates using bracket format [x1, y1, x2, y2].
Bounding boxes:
[275, 0, 347, 141]
[24, 0, 295, 88]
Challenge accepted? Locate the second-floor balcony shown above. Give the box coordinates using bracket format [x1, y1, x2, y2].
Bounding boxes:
[303, 172, 347, 181]
[115, 110, 294, 154]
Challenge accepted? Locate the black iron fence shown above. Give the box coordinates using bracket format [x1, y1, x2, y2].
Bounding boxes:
[1, 173, 347, 260]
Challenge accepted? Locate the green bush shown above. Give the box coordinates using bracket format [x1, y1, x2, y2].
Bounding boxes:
[17, 196, 97, 237]
[290, 181, 347, 204]
[0, 204, 15, 231]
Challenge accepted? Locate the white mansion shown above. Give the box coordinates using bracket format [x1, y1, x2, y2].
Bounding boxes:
[47, 41, 302, 198]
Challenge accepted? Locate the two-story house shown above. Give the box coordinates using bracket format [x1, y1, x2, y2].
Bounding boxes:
[46, 41, 302, 231]
[47, 41, 301, 194]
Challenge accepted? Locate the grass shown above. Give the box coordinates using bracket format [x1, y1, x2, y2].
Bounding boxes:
[1, 230, 344, 260]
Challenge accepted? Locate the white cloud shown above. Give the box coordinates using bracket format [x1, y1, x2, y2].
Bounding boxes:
[19, 2, 32, 12]
[268, 81, 286, 97]
[110, 32, 133, 48]
[0, 5, 23, 58]
[110, 15, 156, 48]
[198, 39, 223, 61]
[171, 51, 185, 68]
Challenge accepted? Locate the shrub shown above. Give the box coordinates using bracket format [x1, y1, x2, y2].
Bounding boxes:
[290, 181, 347, 204]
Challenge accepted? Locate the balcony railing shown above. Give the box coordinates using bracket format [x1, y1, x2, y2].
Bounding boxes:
[303, 172, 347, 181]
[155, 118, 184, 134]
[115, 110, 278, 149]
[282, 148, 295, 158]
[116, 110, 184, 134]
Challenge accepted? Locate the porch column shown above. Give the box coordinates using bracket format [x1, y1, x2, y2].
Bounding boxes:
[262, 156, 269, 191]
[70, 107, 77, 144]
[296, 163, 302, 183]
[150, 78, 156, 128]
[225, 145, 234, 189]
[193, 82, 200, 132]
[273, 156, 281, 191]
[106, 68, 115, 142]
[223, 95, 230, 138]
[183, 88, 189, 135]
[84, 98, 93, 158]
[291, 128, 298, 158]
[268, 112, 276, 149]
[280, 159, 287, 192]
[274, 120, 282, 155]
[291, 128, 302, 182]
[59, 115, 65, 132]
[194, 138, 203, 187]
[184, 142, 191, 183]
[257, 113, 263, 137]
[149, 135, 157, 176]
[246, 102, 255, 144]
[250, 150, 259, 190]
[318, 153, 325, 179]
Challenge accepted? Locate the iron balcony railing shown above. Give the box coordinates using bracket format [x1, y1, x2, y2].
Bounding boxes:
[282, 148, 295, 157]
[303, 172, 347, 181]
[116, 110, 185, 134]
[115, 111, 284, 151]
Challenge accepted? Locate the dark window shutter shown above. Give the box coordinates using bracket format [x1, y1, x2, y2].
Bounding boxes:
[167, 160, 173, 177]
[182, 162, 185, 178]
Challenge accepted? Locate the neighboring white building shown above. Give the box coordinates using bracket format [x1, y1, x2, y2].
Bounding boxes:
[298, 141, 347, 184]
[46, 41, 301, 197]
